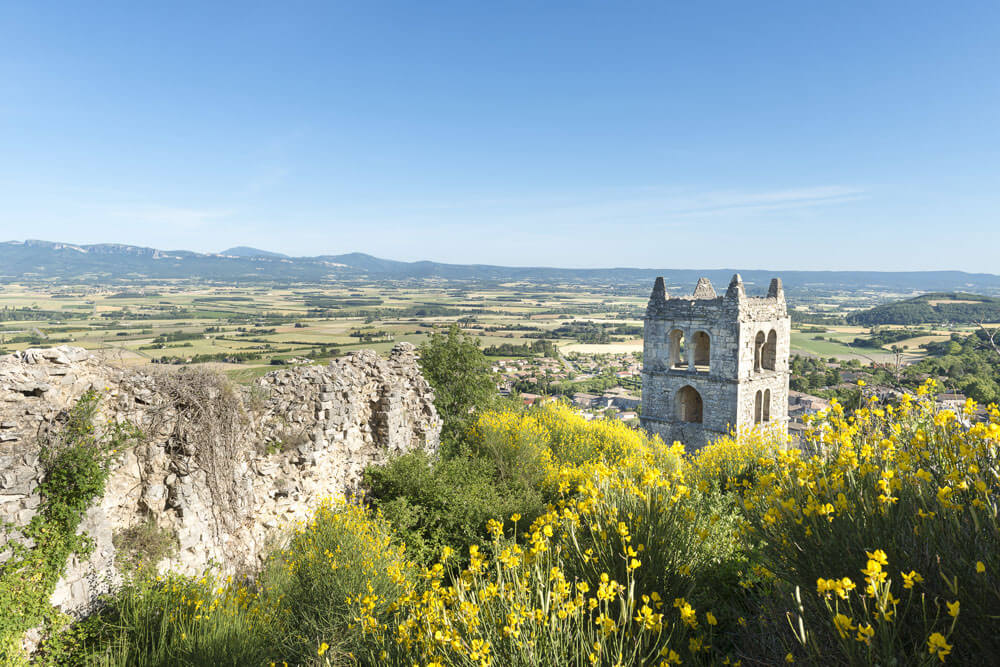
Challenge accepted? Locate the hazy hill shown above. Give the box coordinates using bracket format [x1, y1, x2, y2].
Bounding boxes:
[847, 292, 1000, 325]
[221, 246, 290, 259]
[0, 240, 346, 283]
[2, 240, 1000, 295]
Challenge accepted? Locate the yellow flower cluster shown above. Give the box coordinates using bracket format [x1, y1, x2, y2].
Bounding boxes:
[310, 392, 998, 664]
[467, 404, 684, 496]
[298, 405, 733, 665]
[760, 384, 999, 663]
[133, 388, 997, 665]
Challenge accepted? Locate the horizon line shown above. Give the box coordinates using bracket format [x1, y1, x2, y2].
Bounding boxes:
[4, 238, 999, 277]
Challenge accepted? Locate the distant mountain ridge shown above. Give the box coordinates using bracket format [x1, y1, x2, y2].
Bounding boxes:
[2, 239, 1000, 295]
[221, 246, 290, 259]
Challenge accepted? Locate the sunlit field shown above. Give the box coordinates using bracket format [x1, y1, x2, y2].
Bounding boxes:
[1, 282, 930, 382]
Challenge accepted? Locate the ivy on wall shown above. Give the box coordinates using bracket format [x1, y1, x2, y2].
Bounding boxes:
[0, 390, 140, 659]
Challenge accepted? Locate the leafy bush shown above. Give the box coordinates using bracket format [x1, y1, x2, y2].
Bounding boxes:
[363, 451, 547, 565]
[0, 390, 139, 660]
[258, 500, 417, 663]
[417, 324, 498, 450]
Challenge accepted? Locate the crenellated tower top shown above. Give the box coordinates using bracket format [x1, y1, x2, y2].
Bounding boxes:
[645, 274, 786, 323]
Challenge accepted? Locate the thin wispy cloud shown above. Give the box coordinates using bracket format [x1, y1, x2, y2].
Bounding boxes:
[289, 184, 869, 266]
[660, 186, 866, 219]
[328, 184, 867, 229]
[105, 205, 233, 230]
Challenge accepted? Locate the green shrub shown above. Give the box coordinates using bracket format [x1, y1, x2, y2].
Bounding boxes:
[417, 324, 498, 451]
[41, 571, 280, 667]
[0, 390, 139, 661]
[363, 450, 547, 565]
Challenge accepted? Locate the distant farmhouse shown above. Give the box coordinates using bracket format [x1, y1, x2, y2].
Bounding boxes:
[640, 274, 790, 449]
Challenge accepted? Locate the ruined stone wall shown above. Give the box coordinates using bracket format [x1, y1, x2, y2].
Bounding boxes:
[0, 344, 440, 616]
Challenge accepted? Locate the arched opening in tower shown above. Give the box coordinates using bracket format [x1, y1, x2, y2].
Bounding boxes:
[754, 390, 762, 424]
[692, 331, 710, 371]
[762, 330, 777, 371]
[763, 388, 771, 422]
[669, 329, 685, 368]
[754, 331, 766, 372]
[675, 386, 703, 423]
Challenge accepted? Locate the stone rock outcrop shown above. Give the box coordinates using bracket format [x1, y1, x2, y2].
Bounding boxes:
[0, 344, 440, 616]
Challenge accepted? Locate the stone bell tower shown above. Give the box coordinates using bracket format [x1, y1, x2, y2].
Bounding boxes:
[639, 274, 790, 449]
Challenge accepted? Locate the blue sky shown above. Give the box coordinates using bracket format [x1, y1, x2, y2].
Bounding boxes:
[1, 1, 998, 271]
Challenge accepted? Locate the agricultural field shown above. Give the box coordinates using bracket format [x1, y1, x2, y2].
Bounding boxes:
[560, 342, 644, 354]
[789, 323, 974, 363]
[0, 281, 651, 381]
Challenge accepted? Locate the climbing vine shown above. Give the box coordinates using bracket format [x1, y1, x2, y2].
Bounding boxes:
[0, 389, 140, 659]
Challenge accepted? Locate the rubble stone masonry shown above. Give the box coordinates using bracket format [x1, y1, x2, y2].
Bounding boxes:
[0, 344, 440, 616]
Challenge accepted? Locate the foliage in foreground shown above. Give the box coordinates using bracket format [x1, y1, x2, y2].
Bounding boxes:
[362, 450, 548, 565]
[416, 324, 499, 450]
[35, 388, 1000, 665]
[734, 382, 1000, 663]
[0, 390, 139, 662]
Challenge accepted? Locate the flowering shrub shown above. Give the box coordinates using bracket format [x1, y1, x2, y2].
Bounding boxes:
[744, 381, 1000, 663]
[261, 500, 418, 662]
[468, 403, 682, 494]
[345, 405, 738, 666]
[44, 393, 999, 665]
